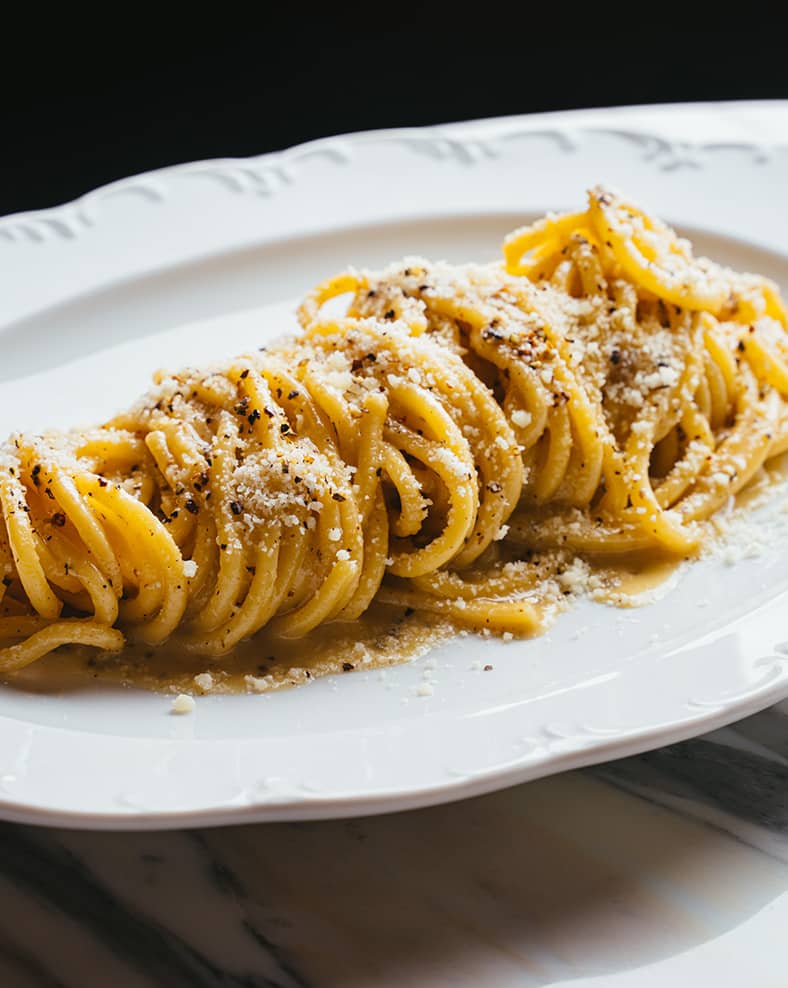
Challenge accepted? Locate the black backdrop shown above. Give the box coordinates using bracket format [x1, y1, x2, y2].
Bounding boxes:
[3, 24, 787, 217]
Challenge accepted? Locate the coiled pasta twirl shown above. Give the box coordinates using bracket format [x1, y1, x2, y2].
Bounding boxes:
[1, 186, 787, 674]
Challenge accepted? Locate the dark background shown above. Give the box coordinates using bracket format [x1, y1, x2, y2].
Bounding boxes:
[3, 24, 787, 217]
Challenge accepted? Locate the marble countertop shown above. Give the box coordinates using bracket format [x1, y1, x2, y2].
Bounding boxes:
[0, 701, 785, 987]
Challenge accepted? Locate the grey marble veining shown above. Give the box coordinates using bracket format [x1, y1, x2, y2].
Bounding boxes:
[596, 701, 788, 863]
[0, 705, 786, 987]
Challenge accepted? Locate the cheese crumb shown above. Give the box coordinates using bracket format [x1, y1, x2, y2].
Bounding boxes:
[417, 682, 434, 697]
[336, 548, 350, 561]
[321, 351, 354, 392]
[502, 631, 514, 642]
[245, 673, 274, 693]
[193, 672, 214, 692]
[327, 527, 342, 542]
[183, 559, 198, 579]
[171, 694, 195, 715]
[511, 409, 532, 428]
[558, 558, 591, 593]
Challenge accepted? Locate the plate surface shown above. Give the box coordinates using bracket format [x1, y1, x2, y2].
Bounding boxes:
[1, 102, 788, 829]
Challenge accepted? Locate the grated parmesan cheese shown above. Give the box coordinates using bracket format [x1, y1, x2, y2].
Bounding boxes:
[193, 672, 214, 692]
[171, 694, 195, 715]
[245, 673, 274, 693]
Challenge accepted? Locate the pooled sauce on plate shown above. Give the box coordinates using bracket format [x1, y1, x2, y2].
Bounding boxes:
[7, 459, 786, 697]
[11, 604, 458, 695]
[8, 558, 676, 696]
[588, 552, 685, 606]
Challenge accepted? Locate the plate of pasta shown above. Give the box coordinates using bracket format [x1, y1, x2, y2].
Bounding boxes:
[1, 102, 788, 828]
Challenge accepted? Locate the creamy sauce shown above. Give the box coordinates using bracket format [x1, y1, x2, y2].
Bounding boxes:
[10, 559, 675, 696]
[9, 456, 788, 697]
[11, 603, 458, 695]
[587, 551, 685, 607]
[732, 452, 788, 510]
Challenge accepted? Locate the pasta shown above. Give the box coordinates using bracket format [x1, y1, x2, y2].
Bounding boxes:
[1, 186, 787, 683]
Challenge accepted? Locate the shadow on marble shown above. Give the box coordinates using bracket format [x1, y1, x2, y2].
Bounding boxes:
[597, 705, 788, 862]
[0, 770, 786, 987]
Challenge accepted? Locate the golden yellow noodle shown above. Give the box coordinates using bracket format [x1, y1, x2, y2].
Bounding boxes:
[1, 186, 786, 674]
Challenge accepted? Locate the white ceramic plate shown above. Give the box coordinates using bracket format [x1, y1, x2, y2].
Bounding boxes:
[2, 102, 788, 829]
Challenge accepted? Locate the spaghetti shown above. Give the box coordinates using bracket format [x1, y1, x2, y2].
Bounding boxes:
[1, 187, 787, 679]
